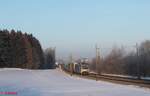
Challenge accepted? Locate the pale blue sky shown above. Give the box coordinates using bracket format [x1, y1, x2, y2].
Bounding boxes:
[0, 0, 150, 59]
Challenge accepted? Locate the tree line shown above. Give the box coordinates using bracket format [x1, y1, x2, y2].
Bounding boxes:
[44, 48, 56, 69]
[90, 40, 150, 78]
[0, 29, 55, 69]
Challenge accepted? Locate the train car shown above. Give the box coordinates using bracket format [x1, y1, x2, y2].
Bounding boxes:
[63, 63, 70, 72]
[63, 60, 89, 75]
[80, 63, 89, 75]
[73, 62, 89, 75]
[73, 63, 81, 74]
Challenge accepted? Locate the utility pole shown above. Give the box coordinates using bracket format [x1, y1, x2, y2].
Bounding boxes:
[53, 47, 56, 68]
[69, 53, 73, 76]
[95, 44, 101, 81]
[136, 43, 141, 79]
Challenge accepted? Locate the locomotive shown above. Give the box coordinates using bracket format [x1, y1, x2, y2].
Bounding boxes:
[62, 58, 89, 75]
[73, 62, 89, 75]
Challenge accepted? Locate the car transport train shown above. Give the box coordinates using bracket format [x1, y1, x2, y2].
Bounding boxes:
[62, 59, 89, 75]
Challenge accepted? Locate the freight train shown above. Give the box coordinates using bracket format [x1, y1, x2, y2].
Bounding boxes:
[62, 59, 89, 75]
[73, 62, 89, 75]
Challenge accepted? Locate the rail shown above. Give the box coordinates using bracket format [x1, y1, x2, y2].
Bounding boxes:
[61, 66, 150, 88]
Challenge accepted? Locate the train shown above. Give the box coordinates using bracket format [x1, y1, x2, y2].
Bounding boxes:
[62, 59, 89, 75]
[73, 62, 89, 75]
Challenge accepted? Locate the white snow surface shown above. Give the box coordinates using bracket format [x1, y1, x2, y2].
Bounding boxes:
[0, 68, 150, 96]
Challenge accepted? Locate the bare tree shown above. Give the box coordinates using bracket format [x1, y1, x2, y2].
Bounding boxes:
[103, 46, 125, 74]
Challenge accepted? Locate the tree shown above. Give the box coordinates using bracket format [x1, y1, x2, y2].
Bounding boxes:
[0, 29, 12, 67]
[44, 48, 56, 69]
[0, 29, 45, 69]
[103, 46, 125, 74]
[139, 40, 150, 76]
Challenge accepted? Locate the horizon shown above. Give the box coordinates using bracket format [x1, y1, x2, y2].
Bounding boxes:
[0, 0, 150, 60]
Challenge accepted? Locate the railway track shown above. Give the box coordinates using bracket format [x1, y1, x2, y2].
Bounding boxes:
[89, 73, 150, 85]
[62, 68, 150, 88]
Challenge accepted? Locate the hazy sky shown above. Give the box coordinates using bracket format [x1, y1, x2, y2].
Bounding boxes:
[0, 0, 150, 60]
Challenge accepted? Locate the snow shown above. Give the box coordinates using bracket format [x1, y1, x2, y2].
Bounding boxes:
[102, 73, 138, 79]
[0, 68, 25, 71]
[142, 77, 150, 80]
[101, 73, 150, 80]
[0, 68, 150, 96]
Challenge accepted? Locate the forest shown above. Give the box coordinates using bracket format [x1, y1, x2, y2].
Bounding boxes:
[90, 40, 150, 77]
[0, 29, 55, 69]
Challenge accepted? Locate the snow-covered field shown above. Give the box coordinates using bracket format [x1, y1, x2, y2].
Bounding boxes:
[0, 68, 150, 96]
